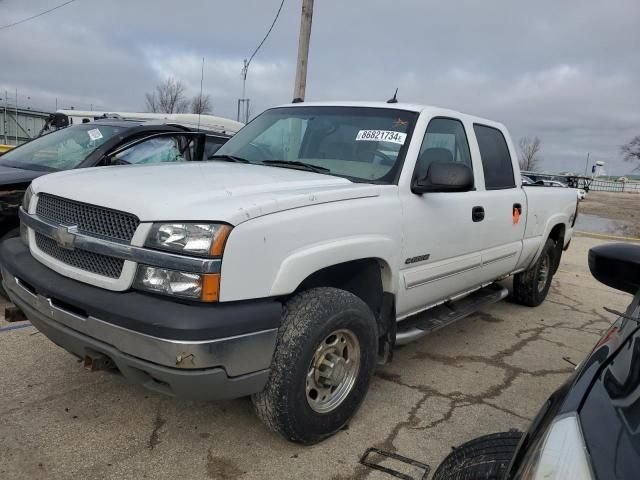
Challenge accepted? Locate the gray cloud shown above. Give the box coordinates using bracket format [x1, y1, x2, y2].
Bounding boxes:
[1, 0, 638, 174]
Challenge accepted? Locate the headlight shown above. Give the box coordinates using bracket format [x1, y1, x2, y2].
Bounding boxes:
[133, 265, 219, 302]
[518, 414, 594, 479]
[22, 186, 34, 212]
[146, 223, 231, 257]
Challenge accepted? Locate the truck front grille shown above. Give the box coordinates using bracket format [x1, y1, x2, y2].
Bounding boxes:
[36, 194, 139, 243]
[35, 233, 124, 279]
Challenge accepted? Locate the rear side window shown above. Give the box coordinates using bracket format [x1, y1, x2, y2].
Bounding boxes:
[474, 124, 515, 190]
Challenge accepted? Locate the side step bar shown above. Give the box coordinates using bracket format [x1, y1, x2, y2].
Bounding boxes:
[395, 284, 509, 346]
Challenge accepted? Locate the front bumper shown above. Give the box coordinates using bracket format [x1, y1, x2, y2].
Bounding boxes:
[1, 238, 282, 401]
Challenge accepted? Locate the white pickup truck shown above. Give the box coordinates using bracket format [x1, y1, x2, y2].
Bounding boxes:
[1, 101, 578, 444]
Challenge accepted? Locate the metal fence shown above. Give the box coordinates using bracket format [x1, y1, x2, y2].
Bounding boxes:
[1, 106, 51, 146]
[522, 171, 640, 194]
[583, 178, 640, 193]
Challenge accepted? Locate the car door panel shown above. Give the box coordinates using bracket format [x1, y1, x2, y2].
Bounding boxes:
[471, 124, 526, 282]
[397, 117, 483, 318]
[470, 189, 526, 280]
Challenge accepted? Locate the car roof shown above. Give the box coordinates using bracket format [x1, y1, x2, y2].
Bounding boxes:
[272, 101, 507, 130]
[89, 119, 150, 127]
[70, 119, 230, 136]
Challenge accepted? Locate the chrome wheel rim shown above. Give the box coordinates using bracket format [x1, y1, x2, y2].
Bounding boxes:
[537, 254, 550, 293]
[306, 329, 361, 414]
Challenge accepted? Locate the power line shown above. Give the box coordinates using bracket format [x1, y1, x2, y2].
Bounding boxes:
[245, 0, 285, 70]
[0, 0, 78, 31]
[238, 0, 285, 123]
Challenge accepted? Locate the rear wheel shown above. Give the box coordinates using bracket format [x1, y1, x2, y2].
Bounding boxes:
[512, 238, 557, 307]
[252, 287, 378, 444]
[432, 431, 522, 480]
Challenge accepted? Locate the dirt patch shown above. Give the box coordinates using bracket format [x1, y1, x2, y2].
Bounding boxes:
[206, 449, 244, 479]
[147, 406, 166, 450]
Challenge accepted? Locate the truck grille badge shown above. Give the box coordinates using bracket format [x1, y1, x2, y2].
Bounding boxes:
[53, 225, 78, 250]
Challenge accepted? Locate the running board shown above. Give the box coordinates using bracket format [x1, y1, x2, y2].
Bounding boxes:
[395, 284, 509, 346]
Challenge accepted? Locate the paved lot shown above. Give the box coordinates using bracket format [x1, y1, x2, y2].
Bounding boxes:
[0, 236, 632, 480]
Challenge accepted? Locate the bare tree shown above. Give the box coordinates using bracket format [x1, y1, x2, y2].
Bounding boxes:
[621, 135, 640, 171]
[518, 136, 542, 172]
[190, 93, 212, 115]
[145, 77, 189, 113]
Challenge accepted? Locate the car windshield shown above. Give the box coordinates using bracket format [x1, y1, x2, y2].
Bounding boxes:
[215, 106, 418, 183]
[0, 124, 124, 172]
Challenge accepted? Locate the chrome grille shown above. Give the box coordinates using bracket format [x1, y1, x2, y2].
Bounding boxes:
[36, 194, 139, 242]
[35, 233, 124, 279]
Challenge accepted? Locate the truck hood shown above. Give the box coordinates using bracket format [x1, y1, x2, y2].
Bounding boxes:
[31, 162, 381, 225]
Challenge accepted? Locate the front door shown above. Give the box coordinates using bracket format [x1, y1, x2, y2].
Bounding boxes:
[397, 117, 484, 318]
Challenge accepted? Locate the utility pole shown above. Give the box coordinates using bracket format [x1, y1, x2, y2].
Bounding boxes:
[583, 152, 590, 176]
[15, 89, 18, 145]
[237, 59, 250, 123]
[3, 91, 7, 144]
[293, 0, 314, 101]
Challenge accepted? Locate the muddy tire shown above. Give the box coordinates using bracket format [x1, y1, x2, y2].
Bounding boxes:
[252, 287, 378, 444]
[432, 431, 522, 480]
[512, 238, 557, 307]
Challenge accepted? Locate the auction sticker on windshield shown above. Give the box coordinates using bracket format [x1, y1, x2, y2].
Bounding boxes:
[87, 128, 103, 141]
[356, 130, 407, 145]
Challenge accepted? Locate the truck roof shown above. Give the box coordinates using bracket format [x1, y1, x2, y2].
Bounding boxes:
[274, 101, 506, 130]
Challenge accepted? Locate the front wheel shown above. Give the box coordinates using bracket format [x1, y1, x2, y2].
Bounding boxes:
[252, 287, 378, 444]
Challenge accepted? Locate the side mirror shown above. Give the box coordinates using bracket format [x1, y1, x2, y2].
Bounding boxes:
[589, 243, 640, 295]
[412, 161, 474, 194]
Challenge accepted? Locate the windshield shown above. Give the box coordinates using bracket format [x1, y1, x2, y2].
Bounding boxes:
[215, 106, 418, 183]
[0, 124, 124, 172]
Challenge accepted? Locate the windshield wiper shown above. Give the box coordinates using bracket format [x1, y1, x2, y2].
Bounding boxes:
[261, 160, 330, 173]
[207, 154, 250, 163]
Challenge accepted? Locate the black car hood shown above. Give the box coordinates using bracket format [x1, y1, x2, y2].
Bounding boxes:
[0, 165, 45, 186]
[578, 295, 640, 480]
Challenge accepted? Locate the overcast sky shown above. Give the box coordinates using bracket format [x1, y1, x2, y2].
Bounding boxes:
[1, 0, 639, 175]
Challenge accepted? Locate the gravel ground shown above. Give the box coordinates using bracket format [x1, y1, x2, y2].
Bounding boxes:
[0, 236, 632, 480]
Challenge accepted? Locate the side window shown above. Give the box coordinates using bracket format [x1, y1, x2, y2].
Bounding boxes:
[113, 136, 187, 165]
[415, 117, 472, 181]
[203, 136, 227, 158]
[473, 124, 515, 190]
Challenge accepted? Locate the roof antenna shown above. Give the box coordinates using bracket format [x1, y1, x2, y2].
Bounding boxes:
[387, 88, 398, 104]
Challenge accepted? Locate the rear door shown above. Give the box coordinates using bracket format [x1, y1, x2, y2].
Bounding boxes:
[471, 124, 526, 282]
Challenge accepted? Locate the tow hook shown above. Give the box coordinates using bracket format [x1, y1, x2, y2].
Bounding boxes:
[83, 350, 115, 372]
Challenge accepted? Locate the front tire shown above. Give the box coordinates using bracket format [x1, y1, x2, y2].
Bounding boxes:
[512, 238, 557, 307]
[252, 287, 378, 444]
[432, 431, 522, 480]
[0, 227, 19, 301]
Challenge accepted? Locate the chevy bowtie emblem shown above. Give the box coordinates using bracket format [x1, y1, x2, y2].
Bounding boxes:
[53, 225, 78, 250]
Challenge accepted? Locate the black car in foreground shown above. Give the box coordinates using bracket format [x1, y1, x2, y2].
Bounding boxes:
[0, 119, 231, 240]
[433, 243, 640, 480]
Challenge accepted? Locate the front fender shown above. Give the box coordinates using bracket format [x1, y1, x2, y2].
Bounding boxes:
[269, 235, 398, 296]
